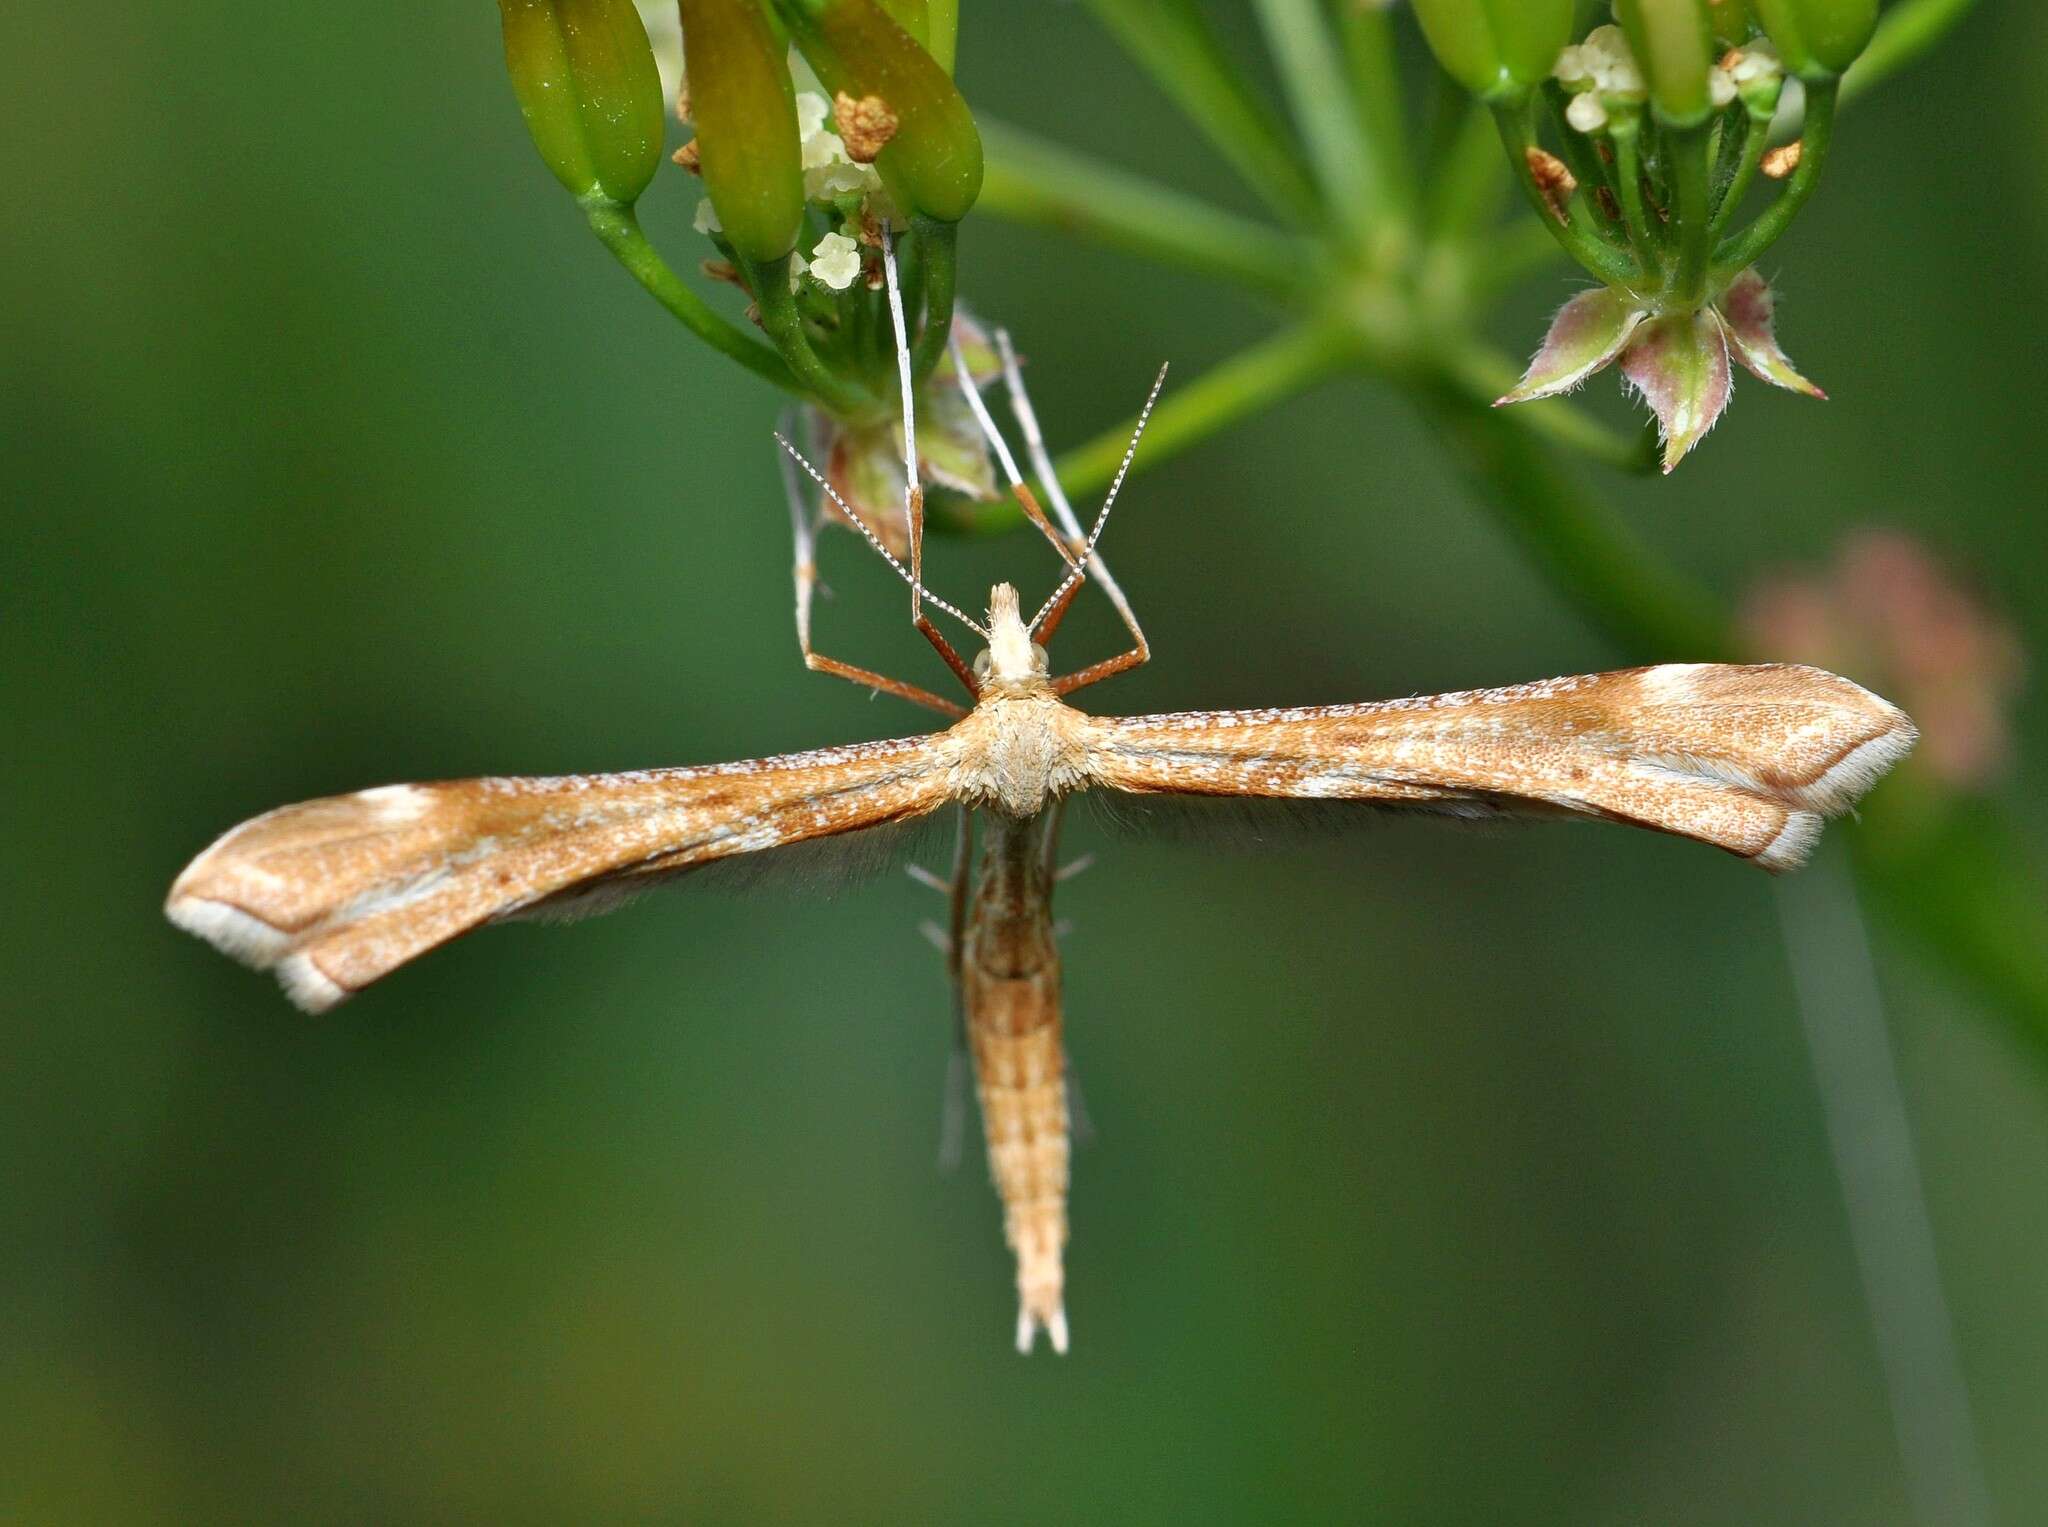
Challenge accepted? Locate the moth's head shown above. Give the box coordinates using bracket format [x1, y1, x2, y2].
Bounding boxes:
[975, 582, 1050, 690]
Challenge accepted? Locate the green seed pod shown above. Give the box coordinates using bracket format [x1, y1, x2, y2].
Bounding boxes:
[1748, 0, 1878, 77]
[680, 0, 805, 262]
[869, 0, 928, 49]
[1613, 0, 1716, 126]
[1709, 0, 1752, 48]
[498, 0, 665, 204]
[771, 0, 981, 220]
[1410, 0, 1575, 99]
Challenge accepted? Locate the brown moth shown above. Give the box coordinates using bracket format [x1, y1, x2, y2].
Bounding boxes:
[166, 240, 1916, 1355]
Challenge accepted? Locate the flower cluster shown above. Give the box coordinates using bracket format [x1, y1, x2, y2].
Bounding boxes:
[1414, 0, 1871, 470]
[501, 0, 981, 423]
[690, 84, 897, 293]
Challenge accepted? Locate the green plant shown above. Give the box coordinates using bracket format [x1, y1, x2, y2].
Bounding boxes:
[495, 0, 2046, 1067]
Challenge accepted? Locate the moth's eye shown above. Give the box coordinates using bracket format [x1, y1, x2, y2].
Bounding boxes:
[972, 650, 992, 682]
[1030, 643, 1050, 673]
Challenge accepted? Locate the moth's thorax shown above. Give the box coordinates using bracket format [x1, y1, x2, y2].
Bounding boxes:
[953, 689, 1091, 819]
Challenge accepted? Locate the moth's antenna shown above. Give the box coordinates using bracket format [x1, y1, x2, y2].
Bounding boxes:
[774, 435, 989, 639]
[1030, 361, 1168, 633]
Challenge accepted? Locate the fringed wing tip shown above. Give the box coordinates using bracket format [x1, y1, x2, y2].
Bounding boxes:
[1742, 674, 1917, 874]
[164, 892, 349, 1013]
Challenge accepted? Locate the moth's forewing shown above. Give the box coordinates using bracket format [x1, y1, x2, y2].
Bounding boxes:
[167, 736, 961, 1010]
[1078, 663, 1914, 872]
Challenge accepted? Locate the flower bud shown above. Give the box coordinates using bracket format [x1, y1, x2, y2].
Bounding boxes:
[1748, 0, 1878, 77]
[499, 0, 666, 204]
[1411, 0, 1576, 99]
[1612, 0, 1717, 126]
[679, 0, 806, 261]
[770, 0, 981, 221]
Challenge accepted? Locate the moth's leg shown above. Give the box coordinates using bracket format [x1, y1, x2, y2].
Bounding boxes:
[778, 416, 967, 719]
[948, 336, 1081, 574]
[878, 227, 983, 702]
[933, 805, 975, 1171]
[993, 329, 1157, 686]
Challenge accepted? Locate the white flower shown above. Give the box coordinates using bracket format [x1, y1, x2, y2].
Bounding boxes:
[1709, 64, 1736, 109]
[789, 251, 809, 293]
[1579, 25, 1644, 95]
[693, 197, 722, 235]
[796, 91, 831, 139]
[806, 157, 882, 203]
[1553, 44, 1591, 89]
[1729, 40, 1781, 85]
[801, 126, 845, 173]
[810, 231, 861, 290]
[1565, 92, 1609, 134]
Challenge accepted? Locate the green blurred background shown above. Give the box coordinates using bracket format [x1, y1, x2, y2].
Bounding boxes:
[6, 3, 2047, 1521]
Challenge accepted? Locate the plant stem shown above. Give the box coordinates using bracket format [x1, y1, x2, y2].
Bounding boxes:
[909, 217, 957, 385]
[1461, 218, 1568, 306]
[1424, 100, 1507, 241]
[1051, 324, 1351, 498]
[1338, 1, 1417, 221]
[1606, 117, 1665, 280]
[1491, 98, 1640, 287]
[1841, 0, 1980, 107]
[1668, 122, 1713, 307]
[1412, 374, 1729, 657]
[1855, 795, 2048, 1068]
[581, 198, 800, 393]
[1709, 110, 1769, 239]
[1081, 0, 1322, 225]
[979, 119, 1314, 298]
[1252, 0, 1383, 239]
[745, 253, 875, 413]
[1713, 78, 1838, 277]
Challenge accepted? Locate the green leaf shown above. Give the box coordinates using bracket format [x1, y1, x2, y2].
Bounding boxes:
[1717, 268, 1826, 398]
[1496, 287, 1647, 404]
[1617, 309, 1732, 471]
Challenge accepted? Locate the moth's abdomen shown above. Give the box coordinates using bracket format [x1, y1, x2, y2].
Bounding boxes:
[962, 950, 1070, 1355]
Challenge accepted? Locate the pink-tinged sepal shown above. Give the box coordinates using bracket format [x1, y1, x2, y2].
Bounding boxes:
[1495, 285, 1647, 405]
[1718, 267, 1827, 399]
[1620, 309, 1733, 473]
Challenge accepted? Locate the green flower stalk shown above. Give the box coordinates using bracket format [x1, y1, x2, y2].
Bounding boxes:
[680, 0, 806, 262]
[499, 0, 667, 205]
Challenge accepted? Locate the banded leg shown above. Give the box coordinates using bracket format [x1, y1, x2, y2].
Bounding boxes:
[880, 228, 982, 700]
[992, 330, 1161, 696]
[777, 418, 966, 718]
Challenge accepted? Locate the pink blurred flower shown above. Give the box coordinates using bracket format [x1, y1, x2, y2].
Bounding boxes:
[1742, 531, 2024, 791]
